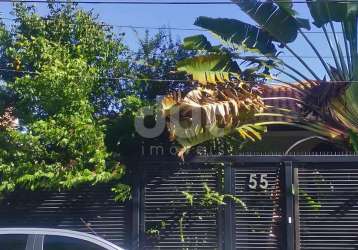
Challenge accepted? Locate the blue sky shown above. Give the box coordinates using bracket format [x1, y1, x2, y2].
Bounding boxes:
[0, 1, 341, 81]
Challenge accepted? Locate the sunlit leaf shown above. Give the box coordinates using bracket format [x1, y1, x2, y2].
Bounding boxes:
[194, 17, 277, 55]
[177, 54, 240, 84]
[233, 0, 310, 44]
[183, 35, 213, 51]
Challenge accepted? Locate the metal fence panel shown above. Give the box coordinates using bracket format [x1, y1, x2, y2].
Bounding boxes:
[142, 163, 221, 249]
[2, 156, 358, 250]
[0, 184, 131, 248]
[234, 165, 284, 250]
[297, 164, 358, 250]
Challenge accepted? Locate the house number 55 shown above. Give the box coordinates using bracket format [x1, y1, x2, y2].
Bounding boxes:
[248, 174, 269, 190]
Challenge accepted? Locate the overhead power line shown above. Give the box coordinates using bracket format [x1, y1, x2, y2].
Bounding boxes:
[0, 67, 194, 82]
[2, 0, 358, 4]
[0, 67, 356, 84]
[112, 25, 344, 34]
[0, 18, 345, 59]
[114, 25, 206, 32]
[0, 17, 345, 34]
[131, 51, 338, 59]
[0, 1, 234, 4]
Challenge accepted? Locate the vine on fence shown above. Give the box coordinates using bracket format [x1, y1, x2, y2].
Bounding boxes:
[145, 181, 247, 244]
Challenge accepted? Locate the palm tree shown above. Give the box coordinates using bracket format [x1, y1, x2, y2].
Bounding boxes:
[161, 0, 358, 155]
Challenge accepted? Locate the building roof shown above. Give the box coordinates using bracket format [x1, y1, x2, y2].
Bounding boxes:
[261, 83, 304, 122]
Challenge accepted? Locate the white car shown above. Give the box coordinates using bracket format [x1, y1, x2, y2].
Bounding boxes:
[0, 228, 125, 250]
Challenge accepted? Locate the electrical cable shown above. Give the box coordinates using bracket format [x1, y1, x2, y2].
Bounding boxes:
[1, 0, 358, 4]
[0, 17, 345, 34]
[0, 67, 356, 84]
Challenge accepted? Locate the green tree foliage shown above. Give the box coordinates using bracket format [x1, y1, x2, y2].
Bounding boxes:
[0, 3, 128, 196]
[106, 30, 191, 156]
[131, 30, 191, 100]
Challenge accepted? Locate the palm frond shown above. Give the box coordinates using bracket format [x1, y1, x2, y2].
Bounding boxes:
[162, 85, 266, 154]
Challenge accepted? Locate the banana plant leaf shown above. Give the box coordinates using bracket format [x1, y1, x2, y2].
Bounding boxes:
[194, 17, 277, 55]
[164, 0, 358, 155]
[274, 0, 296, 16]
[183, 35, 213, 51]
[177, 54, 241, 85]
[307, 0, 358, 77]
[338, 83, 358, 130]
[349, 130, 358, 152]
[233, 0, 310, 44]
[236, 124, 267, 141]
[162, 86, 266, 155]
[307, 0, 358, 27]
[346, 83, 358, 117]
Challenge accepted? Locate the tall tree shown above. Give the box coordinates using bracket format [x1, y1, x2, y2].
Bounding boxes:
[0, 3, 128, 196]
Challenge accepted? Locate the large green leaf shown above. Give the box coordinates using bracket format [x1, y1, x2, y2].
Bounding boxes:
[346, 83, 358, 115]
[341, 83, 358, 129]
[183, 35, 213, 51]
[177, 54, 240, 84]
[307, 0, 358, 71]
[274, 0, 295, 15]
[183, 34, 222, 53]
[349, 130, 358, 152]
[194, 17, 277, 55]
[233, 0, 310, 44]
[307, 0, 358, 27]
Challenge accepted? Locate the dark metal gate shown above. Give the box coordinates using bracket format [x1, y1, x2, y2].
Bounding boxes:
[135, 156, 294, 249]
[223, 163, 285, 250]
[296, 163, 358, 250]
[1, 155, 358, 250]
[187, 154, 358, 250]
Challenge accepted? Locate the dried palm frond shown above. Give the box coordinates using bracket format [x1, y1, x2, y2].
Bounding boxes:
[162, 83, 266, 157]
